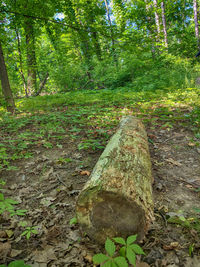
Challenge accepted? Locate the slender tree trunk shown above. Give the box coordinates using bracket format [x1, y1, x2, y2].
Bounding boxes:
[0, 41, 15, 113]
[91, 30, 102, 61]
[104, 0, 118, 66]
[193, 0, 200, 48]
[34, 72, 49, 96]
[24, 18, 37, 96]
[144, 0, 156, 57]
[153, 0, 160, 42]
[161, 1, 168, 49]
[15, 27, 28, 97]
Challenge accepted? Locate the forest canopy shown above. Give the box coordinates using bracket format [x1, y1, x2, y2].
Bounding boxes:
[0, 0, 200, 111]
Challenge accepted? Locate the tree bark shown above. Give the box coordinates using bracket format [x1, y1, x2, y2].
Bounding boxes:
[34, 72, 49, 96]
[24, 17, 37, 96]
[153, 0, 161, 45]
[76, 116, 154, 244]
[104, 0, 118, 66]
[15, 27, 28, 97]
[144, 0, 156, 57]
[0, 41, 15, 113]
[193, 0, 200, 48]
[161, 1, 168, 49]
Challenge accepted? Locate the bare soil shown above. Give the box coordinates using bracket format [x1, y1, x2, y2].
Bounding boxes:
[0, 120, 200, 266]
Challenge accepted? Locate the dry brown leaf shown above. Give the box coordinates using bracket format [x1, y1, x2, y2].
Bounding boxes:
[0, 242, 11, 259]
[84, 254, 93, 263]
[165, 158, 182, 166]
[188, 142, 196, 147]
[0, 231, 7, 238]
[32, 246, 57, 263]
[80, 170, 90, 176]
[163, 242, 179, 251]
[10, 249, 22, 257]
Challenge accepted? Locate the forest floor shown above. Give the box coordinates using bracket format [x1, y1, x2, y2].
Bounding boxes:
[0, 88, 200, 267]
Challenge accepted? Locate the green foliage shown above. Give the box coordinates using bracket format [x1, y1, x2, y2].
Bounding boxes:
[21, 226, 38, 240]
[69, 217, 78, 226]
[0, 260, 31, 267]
[93, 235, 145, 267]
[167, 212, 200, 234]
[0, 192, 27, 217]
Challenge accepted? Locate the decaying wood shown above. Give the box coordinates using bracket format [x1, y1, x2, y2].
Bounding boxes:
[76, 116, 154, 243]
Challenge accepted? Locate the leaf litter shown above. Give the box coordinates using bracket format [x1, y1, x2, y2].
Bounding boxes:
[0, 105, 200, 266]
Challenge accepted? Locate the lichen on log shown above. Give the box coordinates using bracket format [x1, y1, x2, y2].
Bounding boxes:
[76, 116, 154, 243]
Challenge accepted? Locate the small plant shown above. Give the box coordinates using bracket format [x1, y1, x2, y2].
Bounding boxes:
[0, 193, 27, 216]
[21, 226, 38, 240]
[0, 260, 31, 267]
[93, 235, 145, 267]
[69, 217, 78, 226]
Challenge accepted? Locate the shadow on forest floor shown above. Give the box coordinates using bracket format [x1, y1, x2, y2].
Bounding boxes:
[0, 87, 200, 266]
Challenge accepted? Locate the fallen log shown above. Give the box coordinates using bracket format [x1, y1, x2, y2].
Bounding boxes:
[76, 116, 154, 243]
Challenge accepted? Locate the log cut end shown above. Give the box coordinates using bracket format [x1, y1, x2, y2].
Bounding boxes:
[76, 190, 148, 244]
[76, 116, 154, 244]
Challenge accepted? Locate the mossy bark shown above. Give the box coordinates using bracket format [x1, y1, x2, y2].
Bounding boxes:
[76, 116, 154, 244]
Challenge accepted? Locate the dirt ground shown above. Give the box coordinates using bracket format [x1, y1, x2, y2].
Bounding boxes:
[0, 120, 200, 266]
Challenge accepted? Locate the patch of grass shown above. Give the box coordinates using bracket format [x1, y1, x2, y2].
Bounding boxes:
[0, 87, 199, 171]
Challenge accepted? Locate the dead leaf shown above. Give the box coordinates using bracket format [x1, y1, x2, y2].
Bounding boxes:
[43, 167, 54, 180]
[84, 254, 93, 263]
[10, 249, 22, 257]
[0, 231, 7, 238]
[185, 184, 193, 189]
[80, 170, 90, 176]
[185, 256, 200, 267]
[32, 246, 57, 263]
[40, 197, 56, 207]
[163, 242, 179, 251]
[165, 158, 182, 166]
[5, 230, 14, 238]
[0, 242, 11, 259]
[188, 142, 196, 147]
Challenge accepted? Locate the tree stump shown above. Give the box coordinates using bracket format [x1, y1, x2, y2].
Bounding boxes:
[76, 116, 154, 244]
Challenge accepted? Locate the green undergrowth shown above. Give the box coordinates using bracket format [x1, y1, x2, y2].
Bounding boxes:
[0, 87, 199, 171]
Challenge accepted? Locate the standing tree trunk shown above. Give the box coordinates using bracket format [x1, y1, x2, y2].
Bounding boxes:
[76, 116, 154, 244]
[104, 0, 118, 66]
[153, 0, 161, 47]
[0, 41, 15, 113]
[144, 0, 156, 57]
[161, 1, 168, 49]
[24, 18, 37, 96]
[15, 27, 28, 97]
[193, 0, 200, 48]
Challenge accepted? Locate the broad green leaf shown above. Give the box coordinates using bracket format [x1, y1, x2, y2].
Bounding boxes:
[119, 246, 126, 257]
[102, 260, 112, 267]
[0, 193, 4, 201]
[126, 247, 136, 266]
[126, 234, 137, 245]
[6, 198, 18, 204]
[130, 244, 145, 255]
[69, 217, 77, 225]
[31, 229, 38, 234]
[21, 231, 28, 236]
[27, 232, 31, 239]
[111, 262, 118, 267]
[114, 256, 128, 267]
[113, 237, 126, 245]
[105, 238, 116, 257]
[93, 253, 109, 264]
[8, 260, 31, 267]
